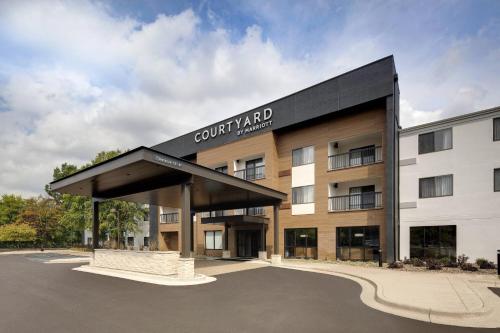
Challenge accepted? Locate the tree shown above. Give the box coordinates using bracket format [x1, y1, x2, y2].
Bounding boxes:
[17, 197, 63, 248]
[0, 194, 26, 225]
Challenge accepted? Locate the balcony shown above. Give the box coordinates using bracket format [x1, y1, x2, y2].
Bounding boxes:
[328, 146, 382, 171]
[234, 165, 265, 181]
[234, 207, 266, 216]
[160, 212, 179, 224]
[328, 192, 382, 212]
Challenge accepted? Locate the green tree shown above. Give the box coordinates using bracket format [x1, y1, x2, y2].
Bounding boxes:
[0, 194, 26, 225]
[17, 197, 63, 248]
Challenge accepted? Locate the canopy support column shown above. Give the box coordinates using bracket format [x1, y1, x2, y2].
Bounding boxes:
[181, 182, 192, 258]
[271, 203, 282, 264]
[92, 199, 99, 250]
[273, 204, 280, 255]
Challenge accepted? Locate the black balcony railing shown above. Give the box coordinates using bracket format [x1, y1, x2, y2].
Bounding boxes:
[234, 165, 265, 181]
[328, 146, 382, 170]
[328, 192, 382, 211]
[234, 207, 266, 216]
[200, 210, 229, 218]
[160, 212, 179, 223]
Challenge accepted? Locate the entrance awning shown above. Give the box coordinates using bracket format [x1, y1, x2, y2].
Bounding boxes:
[49, 146, 286, 211]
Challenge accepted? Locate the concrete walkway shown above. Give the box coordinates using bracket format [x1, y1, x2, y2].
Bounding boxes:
[279, 260, 500, 328]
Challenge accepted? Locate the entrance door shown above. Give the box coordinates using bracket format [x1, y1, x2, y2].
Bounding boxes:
[237, 230, 260, 257]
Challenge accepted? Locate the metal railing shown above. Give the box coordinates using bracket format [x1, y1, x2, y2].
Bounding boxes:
[160, 212, 179, 223]
[328, 146, 382, 170]
[234, 165, 265, 181]
[234, 207, 266, 216]
[328, 192, 382, 211]
[200, 210, 230, 218]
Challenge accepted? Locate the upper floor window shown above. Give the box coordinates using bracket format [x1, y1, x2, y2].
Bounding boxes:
[495, 169, 500, 192]
[494, 118, 500, 141]
[215, 165, 228, 174]
[292, 185, 315, 204]
[418, 128, 452, 154]
[419, 174, 453, 198]
[292, 146, 314, 167]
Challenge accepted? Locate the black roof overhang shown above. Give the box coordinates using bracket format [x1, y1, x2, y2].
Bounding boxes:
[49, 147, 287, 211]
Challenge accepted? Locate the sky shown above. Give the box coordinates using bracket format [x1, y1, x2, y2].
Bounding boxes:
[0, 0, 500, 197]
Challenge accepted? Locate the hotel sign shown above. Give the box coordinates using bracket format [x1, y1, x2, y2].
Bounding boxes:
[194, 108, 273, 143]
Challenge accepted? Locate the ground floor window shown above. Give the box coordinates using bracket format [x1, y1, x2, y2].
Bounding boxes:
[143, 237, 149, 247]
[205, 231, 223, 250]
[336, 226, 380, 261]
[127, 237, 134, 247]
[284, 228, 317, 259]
[410, 225, 456, 259]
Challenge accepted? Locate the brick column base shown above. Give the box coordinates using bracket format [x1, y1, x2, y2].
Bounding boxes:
[271, 254, 282, 265]
[222, 250, 231, 259]
[177, 258, 195, 279]
[258, 251, 267, 260]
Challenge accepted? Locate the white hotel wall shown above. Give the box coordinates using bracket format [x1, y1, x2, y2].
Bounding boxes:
[400, 116, 500, 262]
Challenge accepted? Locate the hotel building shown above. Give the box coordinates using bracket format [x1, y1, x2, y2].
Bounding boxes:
[149, 56, 400, 262]
[400, 107, 500, 262]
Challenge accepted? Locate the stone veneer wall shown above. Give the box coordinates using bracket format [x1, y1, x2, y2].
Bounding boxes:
[92, 249, 180, 276]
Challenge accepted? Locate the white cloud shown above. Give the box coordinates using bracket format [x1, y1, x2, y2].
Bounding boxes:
[0, 1, 499, 196]
[0, 1, 317, 196]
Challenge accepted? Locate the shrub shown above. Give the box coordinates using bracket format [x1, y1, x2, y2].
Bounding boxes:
[411, 258, 425, 267]
[476, 258, 496, 269]
[460, 263, 478, 272]
[402, 257, 412, 265]
[0, 223, 36, 243]
[388, 261, 404, 269]
[426, 258, 442, 270]
[439, 257, 458, 268]
[457, 254, 468, 267]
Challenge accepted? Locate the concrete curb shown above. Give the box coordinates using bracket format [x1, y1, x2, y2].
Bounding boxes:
[73, 265, 216, 286]
[279, 264, 498, 328]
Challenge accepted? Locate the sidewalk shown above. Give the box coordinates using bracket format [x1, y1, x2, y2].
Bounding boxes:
[280, 260, 500, 328]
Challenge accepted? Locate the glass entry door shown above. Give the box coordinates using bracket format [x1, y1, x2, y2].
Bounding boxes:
[237, 230, 260, 257]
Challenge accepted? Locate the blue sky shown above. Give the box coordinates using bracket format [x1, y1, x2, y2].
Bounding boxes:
[0, 0, 499, 196]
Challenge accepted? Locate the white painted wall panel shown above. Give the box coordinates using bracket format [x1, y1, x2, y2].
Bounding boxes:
[291, 163, 315, 187]
[291, 203, 315, 215]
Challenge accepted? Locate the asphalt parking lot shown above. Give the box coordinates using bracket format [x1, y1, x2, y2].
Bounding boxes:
[0, 254, 497, 333]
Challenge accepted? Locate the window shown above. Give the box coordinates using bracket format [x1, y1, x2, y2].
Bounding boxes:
[245, 158, 265, 180]
[336, 226, 380, 261]
[410, 225, 456, 259]
[127, 237, 134, 246]
[418, 128, 452, 154]
[205, 231, 223, 250]
[143, 237, 149, 247]
[215, 165, 228, 174]
[292, 146, 314, 166]
[292, 185, 314, 204]
[285, 228, 317, 259]
[494, 118, 500, 141]
[419, 175, 453, 198]
[495, 169, 500, 192]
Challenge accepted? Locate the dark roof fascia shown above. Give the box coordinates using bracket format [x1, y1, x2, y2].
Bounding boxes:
[200, 215, 269, 225]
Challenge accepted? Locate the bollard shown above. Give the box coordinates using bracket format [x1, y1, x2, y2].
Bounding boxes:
[378, 249, 383, 267]
[497, 250, 499, 276]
